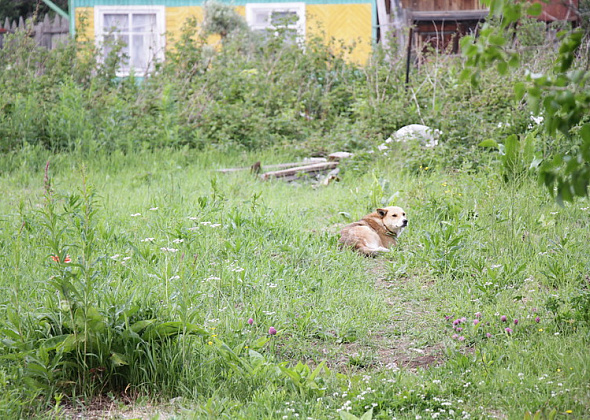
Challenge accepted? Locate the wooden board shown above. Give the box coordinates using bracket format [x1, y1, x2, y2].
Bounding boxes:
[260, 162, 339, 180]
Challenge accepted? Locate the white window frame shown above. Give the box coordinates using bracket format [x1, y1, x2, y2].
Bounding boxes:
[246, 3, 306, 42]
[94, 5, 166, 77]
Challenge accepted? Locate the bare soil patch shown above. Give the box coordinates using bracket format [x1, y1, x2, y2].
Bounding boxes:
[336, 259, 446, 372]
[59, 396, 175, 419]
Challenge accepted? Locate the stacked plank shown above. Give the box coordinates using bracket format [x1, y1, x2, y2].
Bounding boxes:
[217, 152, 352, 182]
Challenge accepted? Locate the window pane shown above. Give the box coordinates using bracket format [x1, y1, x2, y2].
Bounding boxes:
[271, 11, 298, 26]
[99, 8, 163, 75]
[131, 34, 149, 71]
[119, 34, 130, 51]
[104, 14, 129, 32]
[254, 11, 269, 25]
[132, 14, 157, 33]
[103, 34, 129, 56]
[103, 34, 114, 57]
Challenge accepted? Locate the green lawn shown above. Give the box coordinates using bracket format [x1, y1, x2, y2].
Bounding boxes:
[0, 148, 589, 419]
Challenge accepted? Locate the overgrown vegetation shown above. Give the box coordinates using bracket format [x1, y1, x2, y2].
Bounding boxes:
[0, 1, 539, 159]
[1, 1, 589, 418]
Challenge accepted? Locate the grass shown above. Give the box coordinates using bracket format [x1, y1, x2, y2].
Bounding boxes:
[0, 146, 589, 419]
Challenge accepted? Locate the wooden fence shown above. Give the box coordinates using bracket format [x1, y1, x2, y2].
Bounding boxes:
[0, 14, 69, 49]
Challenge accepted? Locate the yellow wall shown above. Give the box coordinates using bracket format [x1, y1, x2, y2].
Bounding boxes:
[75, 7, 94, 42]
[76, 4, 372, 65]
[307, 4, 372, 64]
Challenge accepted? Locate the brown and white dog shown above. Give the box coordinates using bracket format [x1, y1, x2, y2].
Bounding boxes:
[339, 206, 408, 256]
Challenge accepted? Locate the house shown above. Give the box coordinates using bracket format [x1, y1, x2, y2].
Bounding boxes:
[379, 0, 580, 57]
[399, 0, 489, 55]
[70, 0, 376, 75]
[26, 0, 581, 75]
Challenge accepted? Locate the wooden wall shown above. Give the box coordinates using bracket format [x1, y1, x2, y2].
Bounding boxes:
[401, 0, 485, 11]
[0, 14, 69, 50]
[75, 4, 372, 65]
[534, 0, 579, 21]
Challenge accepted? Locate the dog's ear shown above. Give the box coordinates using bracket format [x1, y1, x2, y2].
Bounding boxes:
[377, 208, 388, 218]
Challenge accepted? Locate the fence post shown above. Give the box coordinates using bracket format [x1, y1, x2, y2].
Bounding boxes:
[0, 13, 70, 49]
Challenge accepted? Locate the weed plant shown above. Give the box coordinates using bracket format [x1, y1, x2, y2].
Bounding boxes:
[0, 10, 559, 159]
[1, 9, 589, 420]
[0, 146, 589, 418]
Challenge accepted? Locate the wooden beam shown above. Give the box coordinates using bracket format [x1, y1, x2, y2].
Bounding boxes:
[260, 162, 339, 180]
[217, 158, 327, 173]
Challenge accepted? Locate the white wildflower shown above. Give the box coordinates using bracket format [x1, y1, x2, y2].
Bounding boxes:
[160, 247, 179, 252]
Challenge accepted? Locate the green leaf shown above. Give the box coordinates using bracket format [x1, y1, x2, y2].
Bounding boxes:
[572, 168, 589, 197]
[308, 361, 327, 382]
[581, 136, 590, 161]
[339, 412, 359, 420]
[42, 334, 72, 351]
[279, 364, 302, 387]
[556, 179, 573, 204]
[360, 408, 374, 420]
[0, 327, 21, 341]
[479, 139, 499, 148]
[530, 157, 543, 170]
[142, 321, 208, 340]
[458, 68, 472, 82]
[503, 3, 522, 24]
[43, 333, 81, 353]
[130, 319, 157, 333]
[489, 34, 506, 47]
[514, 82, 526, 101]
[508, 53, 520, 68]
[248, 349, 264, 360]
[527, 3, 542, 16]
[497, 60, 508, 75]
[503, 134, 518, 151]
[459, 35, 475, 52]
[110, 352, 129, 367]
[580, 124, 590, 143]
[252, 336, 270, 349]
[74, 306, 106, 333]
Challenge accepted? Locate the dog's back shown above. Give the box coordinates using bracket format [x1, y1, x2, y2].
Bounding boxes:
[340, 207, 407, 256]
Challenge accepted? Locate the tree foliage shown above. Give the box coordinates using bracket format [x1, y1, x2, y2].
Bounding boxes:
[0, 0, 68, 22]
[461, 0, 590, 203]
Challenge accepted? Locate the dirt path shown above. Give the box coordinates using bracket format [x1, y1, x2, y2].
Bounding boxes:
[337, 259, 446, 371]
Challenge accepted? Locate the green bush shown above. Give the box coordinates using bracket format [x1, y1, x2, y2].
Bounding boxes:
[0, 3, 580, 174]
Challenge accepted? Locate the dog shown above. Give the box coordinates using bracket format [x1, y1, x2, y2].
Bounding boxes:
[339, 206, 408, 256]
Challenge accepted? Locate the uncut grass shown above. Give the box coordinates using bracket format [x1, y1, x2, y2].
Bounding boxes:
[0, 149, 589, 418]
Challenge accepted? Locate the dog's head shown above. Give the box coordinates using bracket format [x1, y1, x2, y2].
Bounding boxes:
[376, 206, 408, 236]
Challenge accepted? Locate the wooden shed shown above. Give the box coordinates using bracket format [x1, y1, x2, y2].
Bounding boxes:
[533, 0, 579, 22]
[379, 0, 581, 56]
[71, 0, 375, 75]
[405, 0, 488, 54]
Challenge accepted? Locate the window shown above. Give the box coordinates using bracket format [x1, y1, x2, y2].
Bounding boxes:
[95, 6, 165, 76]
[246, 3, 305, 42]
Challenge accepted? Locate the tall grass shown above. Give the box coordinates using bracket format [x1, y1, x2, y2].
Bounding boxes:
[1, 146, 589, 418]
[1, 9, 589, 419]
[0, 12, 553, 159]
